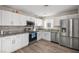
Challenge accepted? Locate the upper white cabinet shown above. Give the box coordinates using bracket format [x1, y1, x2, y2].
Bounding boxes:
[35, 19, 43, 26]
[1, 10, 11, 25]
[0, 10, 29, 26]
[0, 10, 43, 26]
[18, 14, 27, 26]
[0, 10, 2, 25]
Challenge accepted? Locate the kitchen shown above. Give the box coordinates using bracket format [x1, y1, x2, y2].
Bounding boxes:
[0, 5, 79, 53]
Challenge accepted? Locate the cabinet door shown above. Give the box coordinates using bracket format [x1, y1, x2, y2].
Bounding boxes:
[10, 13, 18, 26]
[37, 32, 42, 41]
[60, 36, 70, 47]
[21, 33, 29, 47]
[43, 32, 51, 41]
[2, 11, 10, 25]
[21, 16, 26, 26]
[2, 37, 13, 53]
[16, 14, 25, 26]
[13, 35, 22, 50]
[72, 37, 79, 50]
[35, 19, 43, 26]
[0, 10, 2, 25]
[13, 33, 29, 51]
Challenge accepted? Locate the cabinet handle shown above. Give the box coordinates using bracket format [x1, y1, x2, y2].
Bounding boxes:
[12, 40, 15, 44]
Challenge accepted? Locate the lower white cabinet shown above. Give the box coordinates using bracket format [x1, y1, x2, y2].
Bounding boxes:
[37, 31, 51, 41]
[19, 33, 29, 47]
[1, 33, 29, 53]
[42, 32, 51, 41]
[37, 32, 42, 41]
[2, 36, 14, 53]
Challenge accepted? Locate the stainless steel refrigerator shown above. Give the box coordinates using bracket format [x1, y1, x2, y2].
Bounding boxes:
[60, 18, 79, 50]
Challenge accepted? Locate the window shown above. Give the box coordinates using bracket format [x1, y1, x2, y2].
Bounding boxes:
[47, 23, 51, 28]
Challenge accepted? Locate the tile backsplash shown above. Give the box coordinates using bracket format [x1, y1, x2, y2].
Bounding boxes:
[0, 26, 26, 34]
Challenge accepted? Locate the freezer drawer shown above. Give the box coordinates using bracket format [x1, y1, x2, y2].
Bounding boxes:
[59, 36, 70, 47]
[72, 37, 79, 50]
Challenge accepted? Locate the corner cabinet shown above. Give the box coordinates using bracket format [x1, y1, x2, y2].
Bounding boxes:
[0, 33, 29, 53]
[37, 31, 51, 41]
[43, 32, 51, 41]
[42, 32, 51, 41]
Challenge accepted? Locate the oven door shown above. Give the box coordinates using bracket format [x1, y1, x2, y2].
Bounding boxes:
[29, 32, 37, 42]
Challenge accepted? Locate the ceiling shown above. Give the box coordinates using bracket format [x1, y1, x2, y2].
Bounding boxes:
[6, 5, 79, 17]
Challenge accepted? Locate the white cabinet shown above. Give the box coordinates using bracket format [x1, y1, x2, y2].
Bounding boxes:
[42, 32, 51, 41]
[13, 35, 22, 51]
[21, 33, 29, 47]
[37, 31, 51, 41]
[1, 33, 29, 53]
[2, 11, 11, 25]
[0, 10, 38, 26]
[0, 10, 2, 25]
[0, 10, 28, 26]
[18, 15, 26, 26]
[35, 19, 43, 26]
[1, 36, 21, 53]
[10, 13, 19, 26]
[37, 32, 42, 41]
[1, 36, 14, 53]
[16, 33, 29, 48]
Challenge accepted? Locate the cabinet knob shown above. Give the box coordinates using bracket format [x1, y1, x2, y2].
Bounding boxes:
[12, 40, 15, 44]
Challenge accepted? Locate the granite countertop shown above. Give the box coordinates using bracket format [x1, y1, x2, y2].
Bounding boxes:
[0, 30, 40, 37]
[0, 32, 29, 37]
[0, 29, 60, 37]
[37, 30, 60, 32]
